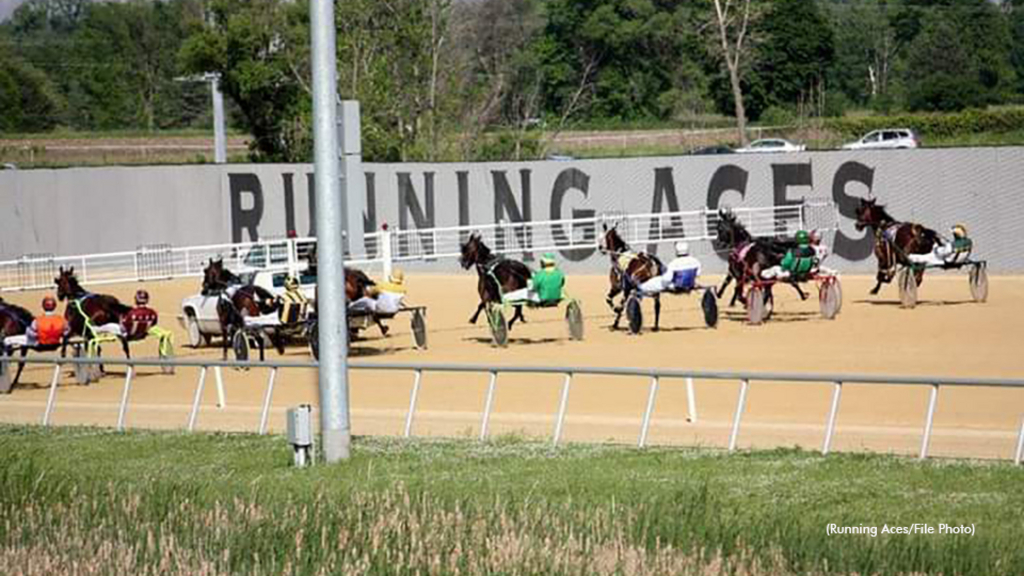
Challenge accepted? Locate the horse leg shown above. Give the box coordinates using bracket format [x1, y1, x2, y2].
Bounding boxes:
[914, 269, 925, 286]
[469, 301, 486, 324]
[653, 294, 661, 331]
[870, 270, 886, 295]
[717, 274, 733, 299]
[508, 305, 525, 330]
[121, 338, 131, 360]
[12, 347, 28, 386]
[221, 326, 230, 361]
[375, 318, 390, 336]
[611, 290, 628, 330]
[791, 282, 808, 301]
[605, 284, 621, 312]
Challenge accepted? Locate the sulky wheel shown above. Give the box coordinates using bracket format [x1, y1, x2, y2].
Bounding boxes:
[411, 309, 428, 350]
[898, 268, 918, 309]
[819, 279, 840, 320]
[487, 305, 508, 347]
[0, 353, 10, 395]
[625, 294, 643, 335]
[702, 288, 719, 328]
[747, 286, 767, 325]
[968, 263, 989, 303]
[566, 299, 585, 341]
[185, 313, 203, 349]
[232, 330, 251, 363]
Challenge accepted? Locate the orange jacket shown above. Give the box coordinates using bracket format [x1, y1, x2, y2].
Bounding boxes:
[35, 315, 67, 345]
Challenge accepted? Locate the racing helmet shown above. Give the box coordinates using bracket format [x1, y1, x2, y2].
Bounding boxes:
[284, 276, 300, 291]
[795, 230, 810, 245]
[42, 295, 57, 312]
[540, 253, 557, 267]
[134, 289, 150, 305]
[952, 224, 967, 239]
[674, 241, 690, 257]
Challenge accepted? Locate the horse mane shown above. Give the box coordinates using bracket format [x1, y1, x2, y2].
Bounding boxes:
[604, 227, 629, 253]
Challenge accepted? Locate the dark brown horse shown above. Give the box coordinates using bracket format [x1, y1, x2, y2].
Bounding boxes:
[599, 224, 665, 330]
[459, 233, 531, 329]
[0, 297, 38, 387]
[303, 244, 383, 335]
[201, 259, 282, 359]
[854, 197, 941, 294]
[55, 267, 132, 358]
[714, 210, 808, 307]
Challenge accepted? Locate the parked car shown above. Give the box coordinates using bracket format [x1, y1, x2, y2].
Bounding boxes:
[689, 145, 734, 155]
[842, 128, 920, 150]
[735, 138, 806, 153]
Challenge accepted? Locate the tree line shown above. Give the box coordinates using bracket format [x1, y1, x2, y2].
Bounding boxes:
[2, 0, 1024, 161]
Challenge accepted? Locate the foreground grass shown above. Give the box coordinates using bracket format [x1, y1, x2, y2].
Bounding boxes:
[1, 426, 1022, 575]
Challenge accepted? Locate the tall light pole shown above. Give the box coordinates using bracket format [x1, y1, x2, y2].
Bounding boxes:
[310, 0, 351, 462]
[172, 73, 227, 164]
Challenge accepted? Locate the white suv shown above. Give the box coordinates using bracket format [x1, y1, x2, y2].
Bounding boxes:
[842, 129, 919, 150]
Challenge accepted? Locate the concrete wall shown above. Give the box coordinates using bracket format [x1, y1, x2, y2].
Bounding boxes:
[2, 148, 1022, 272]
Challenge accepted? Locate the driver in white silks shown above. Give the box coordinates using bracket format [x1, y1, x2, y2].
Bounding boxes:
[907, 224, 973, 267]
[638, 241, 702, 296]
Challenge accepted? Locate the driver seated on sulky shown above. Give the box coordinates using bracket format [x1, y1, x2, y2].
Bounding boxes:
[639, 241, 702, 296]
[908, 224, 973, 268]
[3, 295, 68, 351]
[762, 230, 818, 280]
[92, 289, 159, 340]
[502, 253, 565, 305]
[277, 276, 310, 324]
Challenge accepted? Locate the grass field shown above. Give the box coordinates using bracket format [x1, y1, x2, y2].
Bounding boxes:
[2, 426, 1022, 575]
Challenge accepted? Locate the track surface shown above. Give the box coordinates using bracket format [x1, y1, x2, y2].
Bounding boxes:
[1, 274, 1022, 459]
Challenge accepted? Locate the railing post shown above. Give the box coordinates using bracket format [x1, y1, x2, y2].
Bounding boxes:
[214, 366, 226, 408]
[638, 376, 659, 448]
[404, 369, 422, 438]
[686, 377, 698, 423]
[188, 367, 207, 432]
[552, 373, 572, 446]
[479, 371, 497, 441]
[920, 384, 939, 460]
[1014, 417, 1024, 466]
[116, 366, 135, 431]
[381, 228, 393, 279]
[41, 364, 61, 426]
[728, 379, 750, 453]
[821, 381, 843, 455]
[258, 368, 278, 435]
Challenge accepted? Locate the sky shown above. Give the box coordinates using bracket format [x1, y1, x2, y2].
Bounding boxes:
[0, 0, 22, 22]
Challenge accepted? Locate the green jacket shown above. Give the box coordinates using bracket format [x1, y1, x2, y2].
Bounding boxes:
[781, 246, 816, 275]
[531, 268, 565, 302]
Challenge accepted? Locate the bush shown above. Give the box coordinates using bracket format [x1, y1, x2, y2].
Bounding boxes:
[824, 107, 1024, 139]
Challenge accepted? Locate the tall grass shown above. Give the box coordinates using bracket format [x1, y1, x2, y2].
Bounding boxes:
[1, 427, 1022, 575]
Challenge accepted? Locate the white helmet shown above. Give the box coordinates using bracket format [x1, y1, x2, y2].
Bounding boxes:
[674, 241, 690, 257]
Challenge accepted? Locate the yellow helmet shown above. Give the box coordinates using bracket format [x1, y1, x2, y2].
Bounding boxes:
[284, 276, 299, 290]
[952, 224, 967, 239]
[388, 268, 405, 285]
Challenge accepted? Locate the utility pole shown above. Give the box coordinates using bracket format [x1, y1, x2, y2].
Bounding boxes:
[310, 0, 351, 462]
[211, 74, 227, 164]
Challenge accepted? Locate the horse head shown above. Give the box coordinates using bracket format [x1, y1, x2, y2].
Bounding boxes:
[459, 233, 488, 270]
[854, 197, 891, 232]
[202, 259, 230, 295]
[599, 223, 627, 254]
[714, 208, 747, 248]
[54, 266, 81, 301]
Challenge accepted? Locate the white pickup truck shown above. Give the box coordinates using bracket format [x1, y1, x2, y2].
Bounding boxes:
[179, 269, 316, 348]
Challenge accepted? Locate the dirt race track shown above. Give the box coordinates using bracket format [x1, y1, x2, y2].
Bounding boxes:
[1, 273, 1022, 460]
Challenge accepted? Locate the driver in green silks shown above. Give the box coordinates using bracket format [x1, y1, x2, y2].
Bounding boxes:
[504, 253, 565, 304]
[763, 230, 818, 280]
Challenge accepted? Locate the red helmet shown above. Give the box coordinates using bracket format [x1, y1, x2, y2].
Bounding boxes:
[42, 295, 57, 312]
[135, 289, 150, 305]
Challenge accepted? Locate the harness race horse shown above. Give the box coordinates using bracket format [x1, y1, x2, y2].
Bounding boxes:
[459, 233, 532, 329]
[0, 297, 38, 388]
[303, 244, 383, 335]
[55, 267, 132, 358]
[201, 259, 281, 359]
[855, 197, 942, 296]
[714, 210, 808, 307]
[599, 224, 664, 330]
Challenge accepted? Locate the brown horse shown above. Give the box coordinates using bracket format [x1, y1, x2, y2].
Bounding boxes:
[0, 297, 38, 388]
[201, 259, 282, 359]
[303, 244, 383, 335]
[599, 224, 664, 330]
[55, 267, 132, 358]
[459, 233, 531, 329]
[855, 197, 941, 295]
[714, 209, 808, 307]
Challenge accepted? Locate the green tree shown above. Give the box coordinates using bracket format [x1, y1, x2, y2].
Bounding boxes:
[0, 49, 63, 132]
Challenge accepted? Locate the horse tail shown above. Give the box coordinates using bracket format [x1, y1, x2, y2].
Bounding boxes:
[252, 286, 279, 314]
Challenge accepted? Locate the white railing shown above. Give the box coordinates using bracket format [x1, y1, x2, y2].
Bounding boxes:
[0, 202, 837, 291]
[4, 355, 1023, 464]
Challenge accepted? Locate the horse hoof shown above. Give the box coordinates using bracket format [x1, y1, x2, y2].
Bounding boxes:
[381, 326, 390, 337]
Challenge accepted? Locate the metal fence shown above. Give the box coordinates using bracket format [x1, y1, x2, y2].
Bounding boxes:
[0, 202, 837, 291]
[3, 355, 1022, 464]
